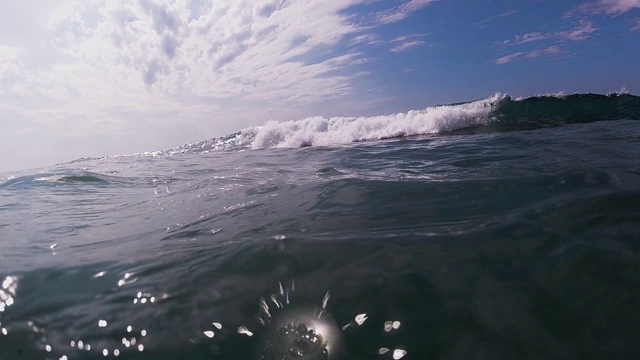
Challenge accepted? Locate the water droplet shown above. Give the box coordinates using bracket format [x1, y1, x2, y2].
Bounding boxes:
[212, 322, 222, 329]
[204, 331, 215, 338]
[98, 320, 107, 327]
[114, 349, 120, 356]
[355, 313, 368, 325]
[271, 294, 281, 309]
[141, 329, 147, 336]
[393, 349, 407, 359]
[127, 326, 132, 332]
[138, 344, 144, 352]
[393, 321, 401, 329]
[103, 349, 108, 356]
[384, 321, 393, 332]
[45, 345, 52, 352]
[237, 326, 253, 336]
[379, 347, 390, 354]
[322, 291, 331, 309]
[2, 277, 14, 289]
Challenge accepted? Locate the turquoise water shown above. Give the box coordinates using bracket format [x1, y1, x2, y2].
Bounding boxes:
[1, 94, 640, 359]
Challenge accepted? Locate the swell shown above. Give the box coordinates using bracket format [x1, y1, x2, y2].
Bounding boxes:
[456, 93, 640, 134]
[0, 171, 123, 189]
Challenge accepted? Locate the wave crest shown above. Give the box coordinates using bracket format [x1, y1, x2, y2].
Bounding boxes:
[244, 94, 507, 149]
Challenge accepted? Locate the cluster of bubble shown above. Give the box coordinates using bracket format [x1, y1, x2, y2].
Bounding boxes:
[133, 291, 156, 305]
[203, 322, 223, 338]
[60, 324, 147, 358]
[378, 348, 408, 359]
[378, 320, 406, 360]
[116, 272, 137, 287]
[119, 325, 147, 352]
[33, 270, 157, 359]
[342, 314, 407, 359]
[1, 276, 18, 336]
[0, 276, 17, 313]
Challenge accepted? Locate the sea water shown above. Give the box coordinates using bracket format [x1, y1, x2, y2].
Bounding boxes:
[1, 93, 640, 359]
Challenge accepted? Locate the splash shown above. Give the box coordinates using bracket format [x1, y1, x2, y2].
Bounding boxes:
[219, 281, 408, 360]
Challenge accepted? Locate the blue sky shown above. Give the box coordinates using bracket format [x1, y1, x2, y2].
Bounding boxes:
[1, 0, 639, 171]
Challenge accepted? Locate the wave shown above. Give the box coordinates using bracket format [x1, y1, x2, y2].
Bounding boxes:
[242, 94, 505, 149]
[234, 92, 640, 149]
[465, 92, 640, 133]
[0, 171, 117, 189]
[60, 92, 640, 164]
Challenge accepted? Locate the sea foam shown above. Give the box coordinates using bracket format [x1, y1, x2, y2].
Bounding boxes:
[243, 94, 506, 149]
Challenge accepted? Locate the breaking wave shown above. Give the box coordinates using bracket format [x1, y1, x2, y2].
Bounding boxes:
[60, 92, 640, 163]
[243, 94, 505, 149]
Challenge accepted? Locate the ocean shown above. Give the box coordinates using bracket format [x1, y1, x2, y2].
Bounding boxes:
[1, 93, 639, 360]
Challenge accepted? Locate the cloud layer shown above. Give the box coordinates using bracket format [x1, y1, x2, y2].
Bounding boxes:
[495, 18, 598, 64]
[503, 19, 597, 46]
[1, 0, 438, 170]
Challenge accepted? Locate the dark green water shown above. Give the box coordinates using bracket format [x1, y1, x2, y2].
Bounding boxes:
[1, 94, 640, 359]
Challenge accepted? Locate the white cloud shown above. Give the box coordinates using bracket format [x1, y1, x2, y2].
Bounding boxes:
[374, 0, 437, 25]
[493, 52, 524, 64]
[350, 33, 382, 46]
[391, 40, 425, 52]
[504, 20, 597, 45]
[13, 0, 372, 106]
[514, 32, 553, 44]
[0, 45, 23, 59]
[473, 9, 518, 28]
[389, 33, 426, 52]
[580, 0, 640, 14]
[524, 45, 563, 58]
[556, 19, 597, 41]
[494, 45, 563, 64]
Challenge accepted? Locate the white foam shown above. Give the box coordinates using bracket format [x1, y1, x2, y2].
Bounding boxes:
[244, 94, 505, 149]
[534, 91, 566, 98]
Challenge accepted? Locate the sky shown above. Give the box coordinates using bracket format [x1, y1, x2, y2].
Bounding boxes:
[1, 0, 639, 172]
